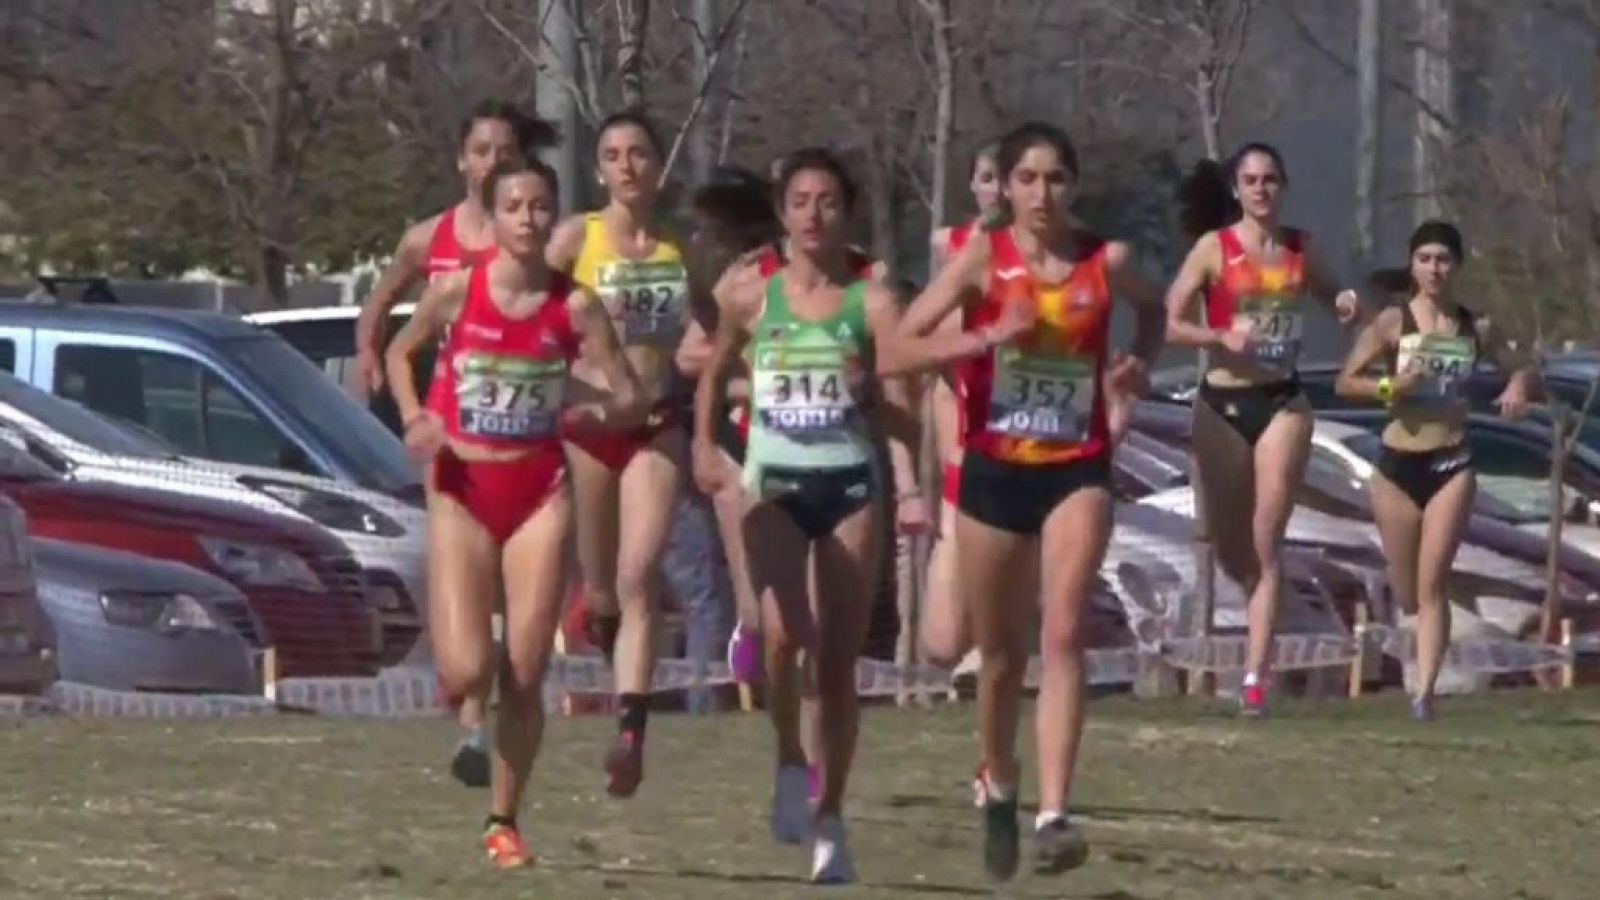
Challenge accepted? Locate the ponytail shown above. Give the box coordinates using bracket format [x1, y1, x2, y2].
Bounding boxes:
[1178, 159, 1237, 243]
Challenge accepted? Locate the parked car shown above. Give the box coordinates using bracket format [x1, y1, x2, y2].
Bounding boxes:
[33, 538, 259, 693]
[1322, 408, 1600, 565]
[0, 494, 54, 694]
[0, 296, 422, 502]
[1127, 403, 1598, 606]
[0, 371, 426, 664]
[0, 427, 381, 677]
[246, 303, 420, 436]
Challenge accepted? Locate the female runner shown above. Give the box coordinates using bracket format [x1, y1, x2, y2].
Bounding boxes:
[921, 142, 1001, 670]
[546, 112, 689, 796]
[693, 148, 920, 883]
[676, 166, 784, 690]
[385, 158, 645, 868]
[356, 100, 555, 788]
[881, 121, 1165, 881]
[1335, 221, 1534, 720]
[1163, 142, 1363, 716]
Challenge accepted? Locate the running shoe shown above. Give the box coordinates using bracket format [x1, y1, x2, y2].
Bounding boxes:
[483, 822, 533, 870]
[982, 792, 1020, 882]
[728, 624, 764, 684]
[1410, 695, 1435, 722]
[450, 728, 490, 789]
[1033, 815, 1089, 874]
[772, 763, 812, 844]
[1239, 682, 1268, 718]
[604, 729, 644, 798]
[810, 815, 857, 884]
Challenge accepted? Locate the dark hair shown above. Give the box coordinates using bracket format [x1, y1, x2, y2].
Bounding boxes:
[479, 158, 560, 209]
[685, 166, 781, 331]
[1177, 141, 1288, 241]
[1409, 220, 1464, 259]
[968, 141, 1000, 180]
[774, 147, 859, 213]
[995, 122, 1080, 182]
[596, 110, 665, 158]
[458, 100, 559, 157]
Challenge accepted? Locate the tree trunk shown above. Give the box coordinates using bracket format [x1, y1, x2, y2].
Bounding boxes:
[687, 0, 718, 185]
[1413, 0, 1453, 223]
[921, 0, 954, 231]
[617, 0, 650, 110]
[538, 0, 583, 217]
[1355, 0, 1383, 270]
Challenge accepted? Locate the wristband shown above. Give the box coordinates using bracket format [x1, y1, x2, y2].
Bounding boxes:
[1375, 376, 1394, 406]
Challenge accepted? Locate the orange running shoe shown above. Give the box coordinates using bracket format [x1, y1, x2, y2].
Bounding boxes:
[483, 822, 534, 870]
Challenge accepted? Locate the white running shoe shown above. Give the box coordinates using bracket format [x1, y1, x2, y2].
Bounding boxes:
[809, 815, 857, 884]
[771, 764, 812, 845]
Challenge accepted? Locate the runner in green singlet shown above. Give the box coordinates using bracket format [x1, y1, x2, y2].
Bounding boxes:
[692, 148, 923, 885]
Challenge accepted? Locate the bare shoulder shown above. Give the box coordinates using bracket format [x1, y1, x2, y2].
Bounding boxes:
[397, 213, 444, 259]
[1101, 239, 1134, 270]
[547, 216, 588, 269]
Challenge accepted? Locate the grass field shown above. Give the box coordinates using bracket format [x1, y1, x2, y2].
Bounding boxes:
[3, 691, 1599, 900]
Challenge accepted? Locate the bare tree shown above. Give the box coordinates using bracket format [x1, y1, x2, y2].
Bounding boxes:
[1413, 0, 1455, 222]
[615, 0, 650, 109]
[1354, 0, 1383, 269]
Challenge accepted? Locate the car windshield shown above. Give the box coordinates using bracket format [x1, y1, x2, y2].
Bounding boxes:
[222, 336, 419, 494]
[0, 372, 178, 459]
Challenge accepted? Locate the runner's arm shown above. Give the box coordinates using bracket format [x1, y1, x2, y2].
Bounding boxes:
[1304, 244, 1367, 325]
[877, 234, 992, 376]
[1164, 232, 1226, 350]
[1476, 316, 1543, 410]
[545, 216, 587, 277]
[356, 219, 434, 385]
[866, 282, 920, 498]
[384, 270, 467, 427]
[1105, 241, 1166, 367]
[693, 280, 756, 452]
[1334, 307, 1402, 402]
[571, 288, 649, 427]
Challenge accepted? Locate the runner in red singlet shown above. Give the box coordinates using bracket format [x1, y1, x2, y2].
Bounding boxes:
[354, 102, 555, 787]
[1163, 142, 1364, 717]
[385, 158, 644, 870]
[882, 122, 1165, 881]
[922, 142, 1002, 674]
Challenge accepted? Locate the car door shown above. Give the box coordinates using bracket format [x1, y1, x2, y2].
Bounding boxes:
[30, 332, 323, 476]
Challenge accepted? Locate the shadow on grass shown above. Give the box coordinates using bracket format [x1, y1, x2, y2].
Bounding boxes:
[882, 794, 1278, 827]
[550, 860, 1122, 897]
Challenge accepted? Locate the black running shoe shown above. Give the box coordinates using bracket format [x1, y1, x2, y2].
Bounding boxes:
[1033, 816, 1089, 874]
[982, 794, 1020, 882]
[450, 729, 490, 788]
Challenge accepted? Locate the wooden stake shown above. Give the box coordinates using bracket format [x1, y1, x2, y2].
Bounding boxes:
[1561, 617, 1577, 691]
[262, 646, 280, 703]
[1348, 614, 1370, 699]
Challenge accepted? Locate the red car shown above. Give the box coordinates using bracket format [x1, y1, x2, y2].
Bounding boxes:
[0, 444, 379, 678]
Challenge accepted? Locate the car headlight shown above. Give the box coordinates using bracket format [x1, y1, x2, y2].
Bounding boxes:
[99, 591, 224, 636]
[198, 538, 324, 592]
[243, 477, 406, 538]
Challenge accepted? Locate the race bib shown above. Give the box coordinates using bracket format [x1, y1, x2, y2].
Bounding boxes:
[987, 347, 1094, 442]
[598, 260, 687, 345]
[752, 345, 856, 436]
[455, 353, 566, 440]
[1232, 296, 1303, 367]
[1397, 333, 1475, 403]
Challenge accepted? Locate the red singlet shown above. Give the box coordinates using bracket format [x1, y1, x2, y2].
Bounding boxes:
[958, 228, 1112, 466]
